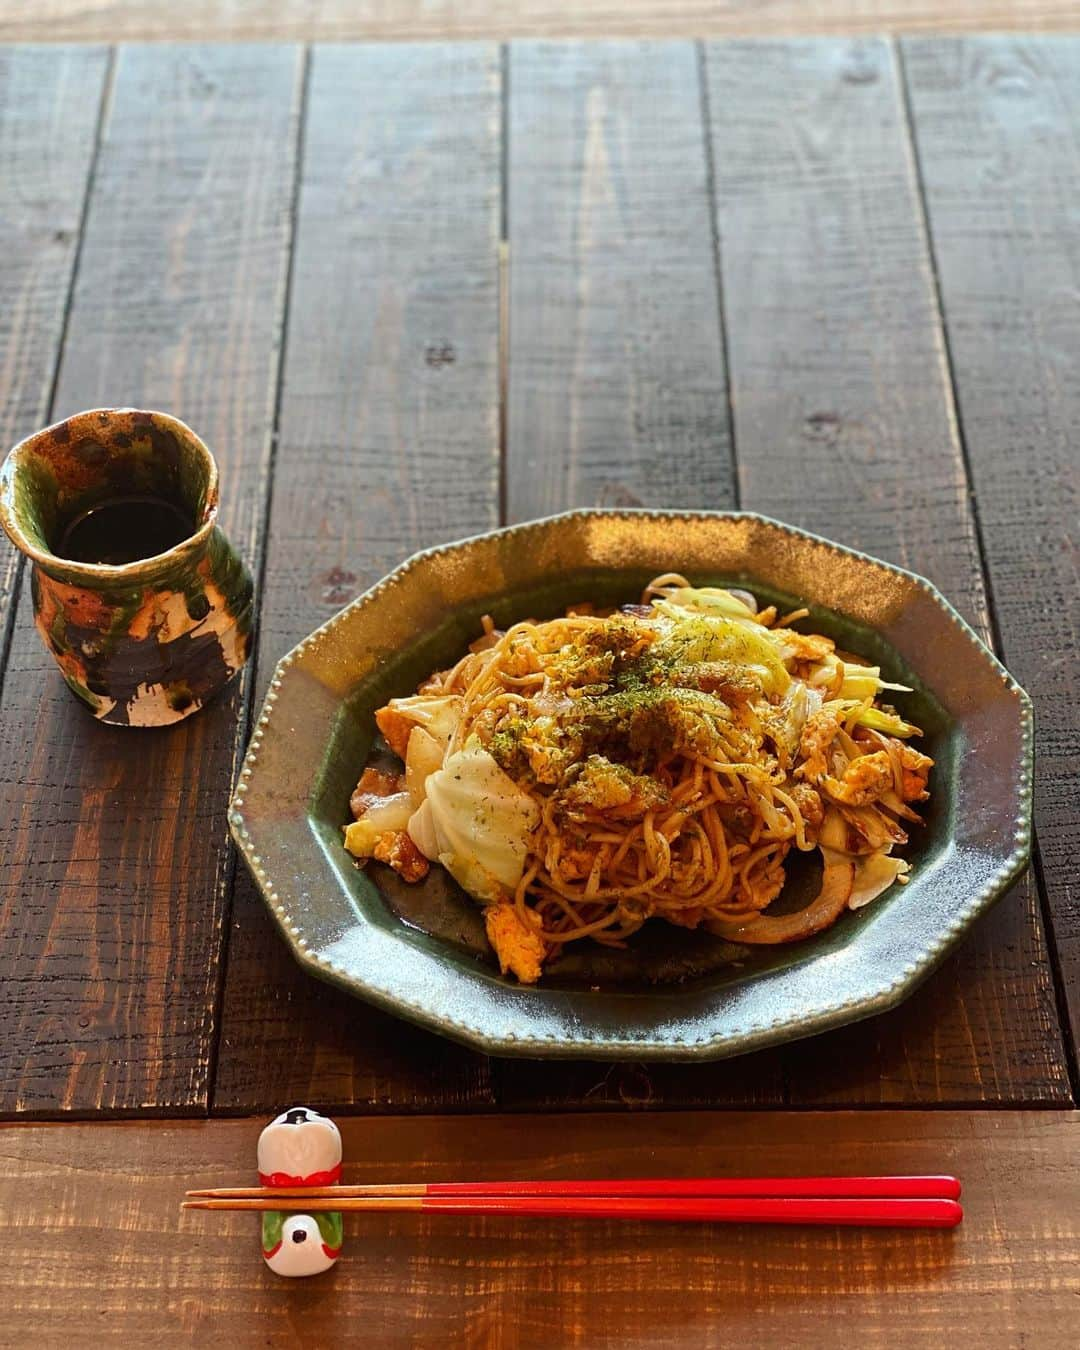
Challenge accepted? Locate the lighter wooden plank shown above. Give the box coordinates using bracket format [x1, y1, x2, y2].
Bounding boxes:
[0, 1, 1077, 42]
[506, 39, 734, 518]
[902, 33, 1080, 1084]
[500, 40, 783, 1109]
[212, 43, 501, 1113]
[0, 45, 302, 1115]
[0, 46, 107, 640]
[1, 1111, 1077, 1347]
[704, 37, 1068, 1103]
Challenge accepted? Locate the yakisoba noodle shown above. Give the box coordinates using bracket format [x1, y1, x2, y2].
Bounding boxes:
[344, 575, 932, 983]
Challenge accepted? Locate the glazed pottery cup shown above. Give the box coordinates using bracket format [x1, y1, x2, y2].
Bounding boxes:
[0, 408, 253, 726]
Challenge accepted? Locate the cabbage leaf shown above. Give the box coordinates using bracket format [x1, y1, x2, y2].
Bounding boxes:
[382, 694, 462, 747]
[847, 704, 920, 738]
[658, 586, 758, 621]
[839, 662, 913, 702]
[418, 744, 541, 902]
[654, 610, 791, 696]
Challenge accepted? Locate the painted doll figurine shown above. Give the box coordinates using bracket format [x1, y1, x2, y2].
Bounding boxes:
[257, 1107, 343, 1277]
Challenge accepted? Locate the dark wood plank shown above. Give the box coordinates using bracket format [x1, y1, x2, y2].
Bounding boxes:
[499, 40, 784, 1110]
[703, 36, 1068, 1103]
[0, 46, 108, 643]
[212, 43, 502, 1114]
[505, 39, 735, 519]
[494, 1056, 787, 1112]
[902, 35, 1080, 1078]
[3, 1110, 1078, 1346]
[0, 45, 302, 1116]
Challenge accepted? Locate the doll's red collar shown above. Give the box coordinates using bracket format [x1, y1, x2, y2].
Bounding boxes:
[258, 1162, 342, 1187]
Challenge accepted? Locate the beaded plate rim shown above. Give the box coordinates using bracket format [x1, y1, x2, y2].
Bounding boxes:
[229, 508, 1033, 1060]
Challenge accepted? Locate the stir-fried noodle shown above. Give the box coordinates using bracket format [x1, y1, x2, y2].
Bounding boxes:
[344, 577, 932, 983]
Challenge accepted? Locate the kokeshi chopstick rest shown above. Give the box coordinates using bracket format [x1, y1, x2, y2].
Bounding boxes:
[257, 1107, 343, 1277]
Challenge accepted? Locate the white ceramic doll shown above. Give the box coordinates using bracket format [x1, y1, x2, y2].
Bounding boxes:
[257, 1106, 343, 1277]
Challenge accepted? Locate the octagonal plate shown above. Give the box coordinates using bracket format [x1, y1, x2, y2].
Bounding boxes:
[230, 510, 1033, 1061]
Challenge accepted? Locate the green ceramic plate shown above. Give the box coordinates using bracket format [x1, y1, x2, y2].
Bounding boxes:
[230, 510, 1033, 1060]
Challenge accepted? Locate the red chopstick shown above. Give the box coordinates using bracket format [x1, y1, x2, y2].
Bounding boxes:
[188, 1174, 960, 1201]
[420, 1175, 962, 1201]
[182, 1193, 962, 1228]
[183, 1175, 963, 1227]
[417, 1196, 963, 1228]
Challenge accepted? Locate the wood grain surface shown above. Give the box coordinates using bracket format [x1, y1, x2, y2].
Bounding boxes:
[0, 45, 302, 1115]
[498, 41, 786, 1110]
[0, 46, 107, 652]
[0, 37, 1076, 1335]
[902, 35, 1080, 1072]
[1, 0, 1077, 43]
[506, 40, 734, 519]
[212, 43, 502, 1114]
[1, 1110, 1077, 1347]
[0, 38, 1075, 1123]
[702, 36, 1068, 1105]
[497, 37, 1069, 1110]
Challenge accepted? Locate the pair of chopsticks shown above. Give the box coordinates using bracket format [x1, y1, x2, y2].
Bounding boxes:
[184, 1175, 962, 1228]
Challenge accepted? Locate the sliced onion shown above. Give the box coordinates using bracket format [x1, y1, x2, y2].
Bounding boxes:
[343, 790, 413, 859]
[878, 789, 923, 824]
[727, 588, 758, 614]
[840, 803, 905, 851]
[707, 851, 856, 945]
[357, 790, 413, 833]
[848, 851, 911, 910]
[817, 808, 851, 853]
[406, 797, 440, 861]
[405, 726, 445, 807]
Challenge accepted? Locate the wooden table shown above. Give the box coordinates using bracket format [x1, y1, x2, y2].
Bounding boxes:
[0, 35, 1076, 1346]
[4, 1, 1080, 43]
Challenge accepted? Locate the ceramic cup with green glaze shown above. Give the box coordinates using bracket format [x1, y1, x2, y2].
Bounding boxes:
[0, 407, 253, 726]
